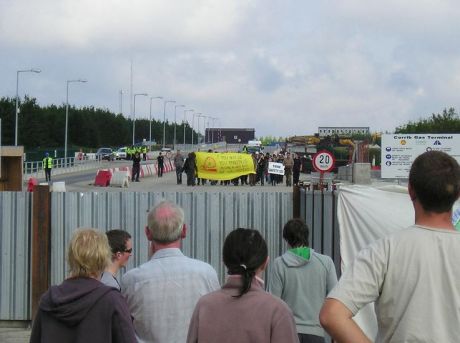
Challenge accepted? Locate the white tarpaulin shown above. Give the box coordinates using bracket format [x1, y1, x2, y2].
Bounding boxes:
[336, 184, 460, 340]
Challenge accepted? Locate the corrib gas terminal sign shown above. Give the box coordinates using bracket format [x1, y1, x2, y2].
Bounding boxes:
[381, 134, 460, 179]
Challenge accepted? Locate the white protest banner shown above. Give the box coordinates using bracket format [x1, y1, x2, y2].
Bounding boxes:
[268, 162, 285, 175]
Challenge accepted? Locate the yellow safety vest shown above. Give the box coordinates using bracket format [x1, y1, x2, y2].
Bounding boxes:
[43, 157, 53, 169]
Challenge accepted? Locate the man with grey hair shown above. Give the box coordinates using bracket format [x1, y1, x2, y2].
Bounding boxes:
[121, 201, 220, 343]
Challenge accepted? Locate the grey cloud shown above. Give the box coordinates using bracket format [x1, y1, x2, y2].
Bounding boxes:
[249, 56, 284, 92]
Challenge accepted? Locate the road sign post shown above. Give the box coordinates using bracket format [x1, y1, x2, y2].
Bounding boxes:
[312, 150, 335, 189]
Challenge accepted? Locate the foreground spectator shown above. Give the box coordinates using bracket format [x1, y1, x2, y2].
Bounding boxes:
[269, 219, 337, 343]
[121, 201, 219, 343]
[101, 229, 133, 291]
[320, 150, 460, 342]
[187, 228, 299, 343]
[30, 228, 136, 343]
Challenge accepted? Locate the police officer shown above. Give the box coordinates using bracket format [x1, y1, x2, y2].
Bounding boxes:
[42, 152, 53, 182]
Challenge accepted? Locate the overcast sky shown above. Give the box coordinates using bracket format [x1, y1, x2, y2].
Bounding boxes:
[1, 0, 459, 138]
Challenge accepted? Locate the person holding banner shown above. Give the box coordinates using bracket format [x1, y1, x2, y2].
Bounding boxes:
[183, 152, 197, 186]
[320, 151, 460, 343]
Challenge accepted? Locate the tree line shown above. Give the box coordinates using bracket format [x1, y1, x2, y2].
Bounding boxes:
[395, 107, 460, 133]
[0, 96, 198, 152]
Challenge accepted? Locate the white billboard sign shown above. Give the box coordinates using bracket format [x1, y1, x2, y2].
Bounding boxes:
[381, 134, 460, 179]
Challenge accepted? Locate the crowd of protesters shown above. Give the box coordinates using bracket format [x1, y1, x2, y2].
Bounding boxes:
[123, 144, 313, 187]
[177, 149, 308, 187]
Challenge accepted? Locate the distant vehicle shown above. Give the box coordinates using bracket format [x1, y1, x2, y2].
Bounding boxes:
[114, 147, 127, 160]
[246, 140, 264, 154]
[96, 147, 114, 161]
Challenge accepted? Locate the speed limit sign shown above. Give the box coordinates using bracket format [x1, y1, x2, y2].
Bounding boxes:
[312, 150, 335, 173]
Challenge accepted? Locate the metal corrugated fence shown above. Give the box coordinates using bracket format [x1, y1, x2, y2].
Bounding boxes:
[50, 191, 294, 285]
[0, 189, 340, 321]
[300, 189, 341, 276]
[0, 192, 31, 320]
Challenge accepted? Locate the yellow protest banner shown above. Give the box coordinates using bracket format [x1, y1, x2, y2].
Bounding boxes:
[195, 152, 255, 180]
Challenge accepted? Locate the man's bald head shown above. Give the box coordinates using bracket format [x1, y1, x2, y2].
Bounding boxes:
[147, 201, 185, 243]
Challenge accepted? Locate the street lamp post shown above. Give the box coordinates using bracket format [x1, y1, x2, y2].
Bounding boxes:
[196, 114, 205, 144]
[65, 79, 87, 163]
[133, 93, 148, 145]
[15, 68, 41, 146]
[174, 104, 185, 150]
[192, 112, 202, 146]
[183, 109, 194, 145]
[149, 96, 163, 144]
[204, 115, 211, 144]
[162, 100, 175, 148]
[119, 90, 123, 114]
[209, 116, 218, 143]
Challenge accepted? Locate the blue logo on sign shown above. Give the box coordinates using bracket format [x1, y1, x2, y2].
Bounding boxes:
[386, 161, 392, 166]
[385, 147, 391, 151]
[434, 140, 441, 146]
[386, 154, 391, 159]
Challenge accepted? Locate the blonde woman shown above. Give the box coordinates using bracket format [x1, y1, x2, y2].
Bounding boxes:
[30, 228, 136, 343]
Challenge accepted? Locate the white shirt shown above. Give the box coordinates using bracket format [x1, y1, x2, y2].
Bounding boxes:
[121, 248, 220, 343]
[100, 271, 121, 291]
[328, 225, 460, 343]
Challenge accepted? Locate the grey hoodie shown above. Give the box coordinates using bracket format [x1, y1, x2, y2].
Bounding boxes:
[30, 277, 136, 343]
[268, 250, 337, 337]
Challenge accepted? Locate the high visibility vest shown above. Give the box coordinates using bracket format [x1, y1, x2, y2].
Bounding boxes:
[142, 146, 147, 153]
[43, 157, 53, 169]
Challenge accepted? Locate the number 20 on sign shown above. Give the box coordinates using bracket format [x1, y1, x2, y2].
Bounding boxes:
[312, 150, 335, 173]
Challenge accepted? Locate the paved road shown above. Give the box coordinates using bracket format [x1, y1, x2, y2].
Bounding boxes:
[45, 160, 296, 193]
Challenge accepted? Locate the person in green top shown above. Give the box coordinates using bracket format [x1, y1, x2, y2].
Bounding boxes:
[268, 218, 337, 343]
[42, 152, 53, 182]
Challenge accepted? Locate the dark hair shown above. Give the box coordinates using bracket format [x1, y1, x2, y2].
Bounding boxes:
[106, 230, 132, 254]
[223, 228, 268, 298]
[283, 218, 309, 247]
[409, 151, 460, 213]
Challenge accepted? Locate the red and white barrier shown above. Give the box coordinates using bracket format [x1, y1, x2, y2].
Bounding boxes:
[95, 162, 175, 186]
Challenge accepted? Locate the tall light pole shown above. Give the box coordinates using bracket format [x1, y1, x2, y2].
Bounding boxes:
[192, 112, 202, 146]
[119, 89, 128, 115]
[149, 96, 163, 144]
[184, 109, 194, 145]
[65, 79, 87, 163]
[133, 93, 148, 145]
[174, 104, 185, 150]
[119, 90, 123, 114]
[209, 116, 218, 143]
[204, 115, 211, 143]
[162, 100, 175, 148]
[15, 68, 41, 146]
[196, 114, 205, 144]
